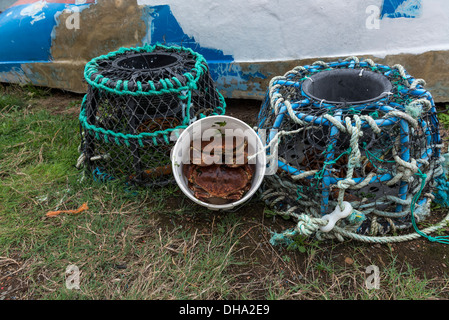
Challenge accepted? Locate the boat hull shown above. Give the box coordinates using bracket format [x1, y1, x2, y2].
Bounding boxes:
[1, 0, 448, 102]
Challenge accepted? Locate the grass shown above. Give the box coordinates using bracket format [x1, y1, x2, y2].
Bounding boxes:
[439, 112, 449, 130]
[1, 84, 449, 300]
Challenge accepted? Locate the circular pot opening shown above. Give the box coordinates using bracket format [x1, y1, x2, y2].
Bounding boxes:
[302, 69, 392, 104]
[113, 52, 180, 71]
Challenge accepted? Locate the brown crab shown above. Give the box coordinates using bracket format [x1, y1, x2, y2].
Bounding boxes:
[190, 136, 248, 167]
[184, 163, 254, 204]
[184, 136, 254, 204]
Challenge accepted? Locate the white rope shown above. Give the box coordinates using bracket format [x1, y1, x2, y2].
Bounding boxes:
[410, 78, 426, 90]
[259, 56, 447, 244]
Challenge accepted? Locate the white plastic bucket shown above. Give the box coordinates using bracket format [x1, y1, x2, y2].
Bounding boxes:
[171, 115, 266, 211]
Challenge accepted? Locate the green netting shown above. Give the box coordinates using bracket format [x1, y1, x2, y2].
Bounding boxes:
[77, 44, 225, 187]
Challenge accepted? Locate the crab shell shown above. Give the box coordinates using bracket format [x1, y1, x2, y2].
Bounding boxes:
[184, 163, 255, 203]
[190, 138, 249, 167]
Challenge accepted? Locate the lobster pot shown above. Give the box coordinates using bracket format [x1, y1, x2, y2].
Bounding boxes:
[79, 44, 225, 187]
[256, 57, 445, 236]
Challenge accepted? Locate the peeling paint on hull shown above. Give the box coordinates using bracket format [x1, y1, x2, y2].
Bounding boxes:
[1, 0, 449, 102]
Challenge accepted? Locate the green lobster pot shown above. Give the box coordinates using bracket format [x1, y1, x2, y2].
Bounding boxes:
[78, 44, 226, 187]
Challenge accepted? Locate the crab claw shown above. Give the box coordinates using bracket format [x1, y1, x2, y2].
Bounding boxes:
[224, 139, 249, 167]
[190, 139, 224, 166]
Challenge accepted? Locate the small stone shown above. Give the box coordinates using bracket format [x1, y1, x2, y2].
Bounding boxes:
[114, 263, 127, 270]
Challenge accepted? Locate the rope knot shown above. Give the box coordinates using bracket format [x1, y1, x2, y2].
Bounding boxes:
[397, 158, 418, 183]
[295, 214, 324, 237]
[337, 178, 357, 190]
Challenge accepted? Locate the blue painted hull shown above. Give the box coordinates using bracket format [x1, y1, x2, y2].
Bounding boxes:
[0, 1, 255, 97]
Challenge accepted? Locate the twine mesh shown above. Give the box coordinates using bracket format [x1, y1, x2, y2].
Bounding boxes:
[77, 44, 225, 187]
[256, 57, 448, 243]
